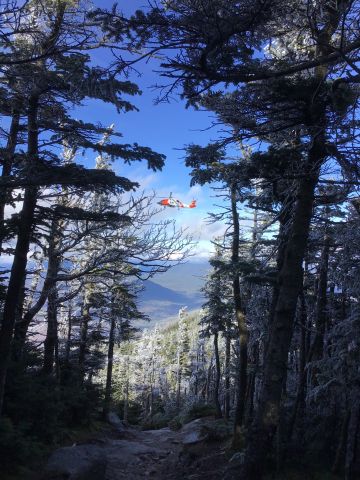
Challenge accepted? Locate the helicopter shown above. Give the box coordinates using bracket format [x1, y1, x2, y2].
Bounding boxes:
[158, 193, 197, 209]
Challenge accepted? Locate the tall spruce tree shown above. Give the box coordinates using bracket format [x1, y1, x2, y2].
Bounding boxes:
[0, 0, 165, 415]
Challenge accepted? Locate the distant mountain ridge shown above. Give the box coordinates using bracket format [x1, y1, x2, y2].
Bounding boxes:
[139, 280, 192, 305]
[138, 261, 209, 324]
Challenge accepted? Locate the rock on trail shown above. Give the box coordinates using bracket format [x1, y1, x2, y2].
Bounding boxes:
[42, 416, 230, 480]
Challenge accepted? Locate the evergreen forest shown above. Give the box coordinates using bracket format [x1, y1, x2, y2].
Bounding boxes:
[0, 1, 360, 479]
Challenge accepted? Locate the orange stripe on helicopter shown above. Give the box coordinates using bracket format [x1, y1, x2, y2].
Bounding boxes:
[158, 197, 197, 208]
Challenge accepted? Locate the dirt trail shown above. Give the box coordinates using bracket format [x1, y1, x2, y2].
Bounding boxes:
[104, 427, 184, 480]
[103, 420, 230, 480]
[43, 418, 229, 480]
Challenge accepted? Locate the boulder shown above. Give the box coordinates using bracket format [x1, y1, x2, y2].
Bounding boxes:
[181, 417, 232, 444]
[43, 444, 106, 480]
[180, 417, 232, 460]
[181, 418, 210, 446]
[107, 411, 125, 431]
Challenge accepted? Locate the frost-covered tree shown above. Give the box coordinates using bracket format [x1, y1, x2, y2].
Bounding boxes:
[0, 0, 167, 415]
[200, 244, 233, 418]
[96, 0, 360, 476]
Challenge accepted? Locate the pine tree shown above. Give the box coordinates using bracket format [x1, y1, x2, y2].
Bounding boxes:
[0, 0, 165, 415]
[200, 244, 233, 418]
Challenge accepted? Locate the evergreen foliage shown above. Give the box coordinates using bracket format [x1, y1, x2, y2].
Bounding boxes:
[1, 1, 360, 479]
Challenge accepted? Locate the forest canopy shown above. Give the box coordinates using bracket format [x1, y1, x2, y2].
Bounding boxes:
[0, 1, 360, 479]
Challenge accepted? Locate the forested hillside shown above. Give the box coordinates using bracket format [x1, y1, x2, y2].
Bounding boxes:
[1, 1, 360, 480]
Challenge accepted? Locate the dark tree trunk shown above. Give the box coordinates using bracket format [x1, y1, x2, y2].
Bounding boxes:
[43, 282, 59, 375]
[231, 184, 248, 448]
[345, 386, 360, 480]
[242, 133, 325, 476]
[123, 377, 129, 424]
[0, 95, 39, 415]
[176, 350, 182, 409]
[13, 265, 54, 357]
[0, 111, 21, 253]
[245, 340, 259, 425]
[287, 233, 331, 440]
[42, 218, 62, 375]
[64, 304, 73, 366]
[267, 204, 292, 330]
[332, 410, 351, 474]
[78, 296, 91, 379]
[13, 219, 62, 359]
[213, 331, 223, 418]
[298, 291, 307, 406]
[224, 332, 231, 419]
[286, 290, 308, 442]
[312, 233, 331, 362]
[103, 314, 116, 419]
[205, 356, 213, 403]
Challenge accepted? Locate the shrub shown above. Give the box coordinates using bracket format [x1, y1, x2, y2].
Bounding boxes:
[168, 416, 182, 431]
[117, 400, 142, 425]
[140, 412, 172, 430]
[0, 417, 43, 474]
[184, 402, 217, 423]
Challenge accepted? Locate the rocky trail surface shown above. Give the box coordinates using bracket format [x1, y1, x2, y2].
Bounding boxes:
[42, 416, 230, 480]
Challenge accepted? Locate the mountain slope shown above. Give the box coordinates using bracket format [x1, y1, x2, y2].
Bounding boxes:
[138, 262, 208, 323]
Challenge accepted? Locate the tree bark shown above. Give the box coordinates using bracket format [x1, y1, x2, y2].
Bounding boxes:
[332, 410, 350, 474]
[240, 6, 343, 464]
[312, 232, 331, 362]
[13, 221, 62, 359]
[64, 303, 73, 366]
[103, 314, 116, 419]
[78, 291, 91, 380]
[43, 281, 59, 375]
[242, 142, 324, 476]
[42, 217, 62, 375]
[245, 340, 259, 425]
[345, 386, 360, 480]
[0, 111, 21, 253]
[231, 184, 248, 448]
[0, 95, 39, 415]
[213, 331, 223, 418]
[224, 331, 231, 419]
[123, 376, 129, 424]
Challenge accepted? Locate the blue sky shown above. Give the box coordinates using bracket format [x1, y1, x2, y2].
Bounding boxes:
[0, 0, 227, 272]
[75, 0, 229, 260]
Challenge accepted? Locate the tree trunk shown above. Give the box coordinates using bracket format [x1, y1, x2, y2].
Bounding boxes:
[312, 233, 331, 363]
[42, 218, 62, 375]
[245, 340, 259, 425]
[43, 282, 59, 375]
[287, 234, 331, 440]
[12, 255, 44, 359]
[286, 290, 309, 442]
[176, 338, 183, 409]
[231, 184, 248, 448]
[0, 111, 21, 254]
[13, 264, 54, 357]
[332, 410, 350, 474]
[345, 386, 360, 480]
[103, 314, 116, 419]
[78, 295, 91, 379]
[205, 355, 213, 402]
[64, 303, 73, 366]
[298, 291, 307, 413]
[0, 95, 39, 415]
[225, 332, 231, 419]
[243, 127, 326, 475]
[123, 376, 129, 424]
[213, 331, 223, 418]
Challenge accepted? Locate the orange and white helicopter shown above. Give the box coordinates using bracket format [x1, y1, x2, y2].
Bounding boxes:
[158, 193, 197, 209]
